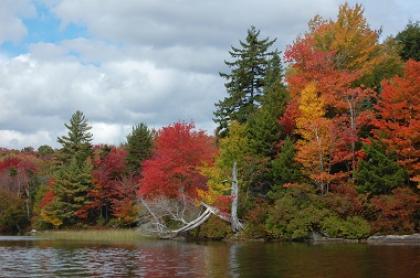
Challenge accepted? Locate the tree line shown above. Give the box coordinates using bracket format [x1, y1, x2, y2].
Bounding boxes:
[0, 3, 419, 239]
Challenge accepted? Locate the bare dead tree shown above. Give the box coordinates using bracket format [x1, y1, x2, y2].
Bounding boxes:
[138, 161, 243, 238]
[230, 161, 243, 232]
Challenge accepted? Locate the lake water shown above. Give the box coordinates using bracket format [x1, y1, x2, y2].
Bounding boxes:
[0, 236, 419, 277]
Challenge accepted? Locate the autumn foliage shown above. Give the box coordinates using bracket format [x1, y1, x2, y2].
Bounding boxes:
[1, 3, 418, 237]
[0, 154, 39, 195]
[373, 60, 420, 183]
[371, 188, 420, 234]
[77, 148, 128, 219]
[139, 122, 217, 200]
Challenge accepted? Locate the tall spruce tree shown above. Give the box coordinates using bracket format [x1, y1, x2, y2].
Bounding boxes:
[57, 111, 93, 165]
[246, 52, 288, 158]
[49, 158, 93, 226]
[355, 140, 407, 195]
[47, 111, 94, 226]
[395, 21, 420, 61]
[125, 123, 153, 175]
[214, 26, 276, 137]
[237, 53, 289, 195]
[263, 51, 284, 90]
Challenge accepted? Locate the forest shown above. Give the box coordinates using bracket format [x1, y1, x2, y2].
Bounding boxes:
[0, 3, 419, 240]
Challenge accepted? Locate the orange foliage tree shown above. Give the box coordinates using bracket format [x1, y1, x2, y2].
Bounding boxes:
[294, 83, 343, 193]
[373, 60, 420, 184]
[283, 3, 395, 175]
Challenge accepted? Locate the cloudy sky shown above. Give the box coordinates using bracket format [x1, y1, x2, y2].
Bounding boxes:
[0, 0, 418, 149]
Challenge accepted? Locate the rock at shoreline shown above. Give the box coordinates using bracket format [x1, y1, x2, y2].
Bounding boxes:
[310, 232, 361, 243]
[367, 234, 420, 245]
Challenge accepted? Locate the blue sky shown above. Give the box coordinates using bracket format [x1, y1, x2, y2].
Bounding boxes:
[0, 0, 418, 149]
[1, 2, 87, 56]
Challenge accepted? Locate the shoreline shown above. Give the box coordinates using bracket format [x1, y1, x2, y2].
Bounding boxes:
[366, 234, 420, 245]
[18, 230, 420, 246]
[0, 229, 420, 246]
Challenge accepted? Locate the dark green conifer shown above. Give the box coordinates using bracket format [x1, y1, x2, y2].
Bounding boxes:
[57, 111, 93, 165]
[355, 140, 407, 195]
[246, 52, 288, 158]
[125, 123, 153, 175]
[272, 137, 302, 187]
[50, 158, 93, 226]
[395, 21, 420, 61]
[214, 26, 276, 137]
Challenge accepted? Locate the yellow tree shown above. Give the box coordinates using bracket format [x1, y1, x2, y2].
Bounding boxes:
[200, 121, 250, 206]
[295, 83, 341, 193]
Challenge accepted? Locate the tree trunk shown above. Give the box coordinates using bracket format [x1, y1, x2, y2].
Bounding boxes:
[230, 161, 243, 232]
[140, 162, 245, 238]
[346, 96, 357, 180]
[25, 188, 30, 219]
[140, 198, 165, 233]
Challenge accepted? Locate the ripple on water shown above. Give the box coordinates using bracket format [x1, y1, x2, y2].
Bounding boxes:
[0, 238, 419, 277]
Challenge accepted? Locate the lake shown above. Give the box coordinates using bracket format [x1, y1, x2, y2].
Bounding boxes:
[0, 236, 419, 277]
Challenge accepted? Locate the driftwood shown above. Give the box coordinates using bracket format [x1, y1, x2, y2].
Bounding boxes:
[140, 161, 243, 238]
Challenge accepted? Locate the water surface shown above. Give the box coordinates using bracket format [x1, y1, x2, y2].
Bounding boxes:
[0, 236, 419, 277]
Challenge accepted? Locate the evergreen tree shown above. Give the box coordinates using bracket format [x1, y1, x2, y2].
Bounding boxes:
[37, 145, 54, 157]
[246, 52, 288, 158]
[49, 158, 93, 226]
[395, 21, 420, 61]
[125, 123, 153, 175]
[355, 140, 407, 195]
[272, 137, 302, 187]
[214, 26, 276, 137]
[57, 111, 93, 165]
[263, 51, 284, 90]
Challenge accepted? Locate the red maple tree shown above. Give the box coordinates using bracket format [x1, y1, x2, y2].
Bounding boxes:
[77, 147, 131, 221]
[138, 122, 217, 200]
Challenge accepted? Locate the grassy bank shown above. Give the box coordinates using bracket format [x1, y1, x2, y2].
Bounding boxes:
[38, 229, 152, 243]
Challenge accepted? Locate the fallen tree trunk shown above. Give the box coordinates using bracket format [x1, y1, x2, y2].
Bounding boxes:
[140, 162, 243, 239]
[158, 203, 231, 238]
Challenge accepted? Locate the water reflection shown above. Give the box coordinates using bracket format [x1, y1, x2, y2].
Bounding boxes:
[0, 237, 419, 277]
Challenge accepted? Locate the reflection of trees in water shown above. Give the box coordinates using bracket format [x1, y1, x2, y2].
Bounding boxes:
[228, 244, 240, 278]
[1, 240, 420, 277]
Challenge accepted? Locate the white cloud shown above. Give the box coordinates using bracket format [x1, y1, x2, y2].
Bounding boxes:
[0, 129, 53, 149]
[46, 0, 339, 50]
[1, 0, 418, 149]
[0, 50, 222, 149]
[0, 0, 36, 44]
[91, 122, 131, 146]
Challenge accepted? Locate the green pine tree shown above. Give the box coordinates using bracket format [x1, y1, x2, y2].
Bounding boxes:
[214, 26, 276, 137]
[57, 111, 93, 165]
[49, 158, 93, 226]
[125, 123, 153, 175]
[355, 140, 407, 195]
[246, 52, 288, 158]
[271, 137, 302, 188]
[263, 51, 284, 90]
[395, 21, 420, 61]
